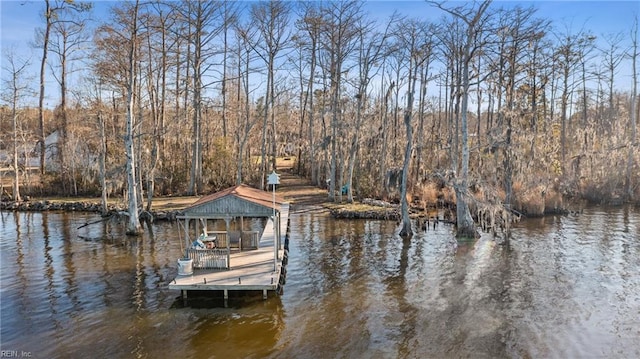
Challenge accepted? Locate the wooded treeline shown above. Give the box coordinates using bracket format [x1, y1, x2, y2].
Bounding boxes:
[2, 0, 638, 237]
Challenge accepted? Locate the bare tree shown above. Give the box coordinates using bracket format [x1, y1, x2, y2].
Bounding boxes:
[554, 25, 594, 170]
[124, 0, 143, 235]
[35, 0, 90, 175]
[378, 64, 395, 198]
[413, 25, 437, 184]
[599, 32, 626, 127]
[319, 0, 363, 201]
[36, 0, 54, 176]
[93, 81, 108, 214]
[345, 14, 397, 203]
[92, 1, 146, 218]
[2, 52, 33, 202]
[249, 0, 291, 188]
[234, 22, 260, 184]
[220, 1, 239, 139]
[430, 0, 492, 238]
[49, 2, 91, 194]
[175, 0, 225, 195]
[142, 0, 178, 211]
[494, 6, 544, 212]
[395, 18, 433, 237]
[295, 3, 323, 185]
[627, 16, 638, 201]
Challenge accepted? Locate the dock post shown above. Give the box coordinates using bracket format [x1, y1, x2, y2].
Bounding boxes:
[224, 289, 229, 308]
[225, 217, 231, 269]
[182, 290, 188, 306]
[263, 289, 267, 300]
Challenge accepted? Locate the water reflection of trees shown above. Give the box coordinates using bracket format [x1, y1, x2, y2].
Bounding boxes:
[11, 213, 30, 341]
[382, 235, 419, 357]
[42, 213, 64, 333]
[61, 213, 82, 313]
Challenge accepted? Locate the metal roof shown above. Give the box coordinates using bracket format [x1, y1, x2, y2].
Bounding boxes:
[180, 184, 286, 219]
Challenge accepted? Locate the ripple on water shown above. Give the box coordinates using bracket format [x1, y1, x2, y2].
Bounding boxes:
[1, 208, 640, 358]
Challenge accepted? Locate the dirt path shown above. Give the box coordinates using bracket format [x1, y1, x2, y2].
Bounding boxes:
[276, 170, 400, 220]
[275, 170, 330, 214]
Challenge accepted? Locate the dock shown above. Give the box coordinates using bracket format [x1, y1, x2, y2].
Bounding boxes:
[168, 184, 289, 306]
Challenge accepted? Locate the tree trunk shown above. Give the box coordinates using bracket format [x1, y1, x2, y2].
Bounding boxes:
[260, 71, 270, 190]
[456, 35, 479, 239]
[270, 57, 277, 173]
[98, 107, 108, 214]
[399, 101, 414, 238]
[308, 43, 317, 185]
[627, 17, 638, 201]
[125, 0, 142, 236]
[430, 0, 489, 238]
[189, 30, 203, 195]
[38, 0, 52, 176]
[11, 71, 21, 202]
[379, 76, 393, 197]
[235, 38, 246, 185]
[561, 66, 569, 171]
[59, 36, 68, 193]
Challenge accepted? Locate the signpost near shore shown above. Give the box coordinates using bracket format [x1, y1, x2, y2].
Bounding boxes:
[267, 170, 280, 271]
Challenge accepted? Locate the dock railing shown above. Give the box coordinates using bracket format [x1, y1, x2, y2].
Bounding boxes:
[241, 231, 260, 249]
[185, 248, 229, 269]
[207, 231, 260, 251]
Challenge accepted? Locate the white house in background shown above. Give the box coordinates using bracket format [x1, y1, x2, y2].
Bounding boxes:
[0, 141, 40, 171]
[33, 130, 61, 171]
[2, 130, 96, 175]
[2, 128, 102, 199]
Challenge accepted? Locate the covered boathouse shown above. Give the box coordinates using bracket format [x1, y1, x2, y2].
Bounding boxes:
[169, 184, 290, 306]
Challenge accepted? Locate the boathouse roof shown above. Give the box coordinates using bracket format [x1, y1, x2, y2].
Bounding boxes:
[180, 184, 286, 219]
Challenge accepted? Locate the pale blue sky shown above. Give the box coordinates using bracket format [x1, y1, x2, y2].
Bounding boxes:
[1, 0, 638, 106]
[2, 0, 638, 52]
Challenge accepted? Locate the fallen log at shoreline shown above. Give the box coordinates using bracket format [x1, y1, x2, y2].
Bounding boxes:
[77, 217, 110, 229]
[330, 207, 400, 220]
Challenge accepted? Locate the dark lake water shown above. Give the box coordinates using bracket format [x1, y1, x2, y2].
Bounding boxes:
[1, 206, 639, 358]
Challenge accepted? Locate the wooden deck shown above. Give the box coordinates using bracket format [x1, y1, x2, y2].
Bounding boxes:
[169, 204, 289, 303]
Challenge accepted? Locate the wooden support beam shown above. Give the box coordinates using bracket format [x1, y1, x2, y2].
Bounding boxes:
[181, 290, 188, 306]
[183, 218, 190, 253]
[225, 217, 231, 269]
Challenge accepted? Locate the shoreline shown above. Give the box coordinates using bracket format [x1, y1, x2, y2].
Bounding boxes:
[4, 172, 612, 222]
[0, 172, 410, 221]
